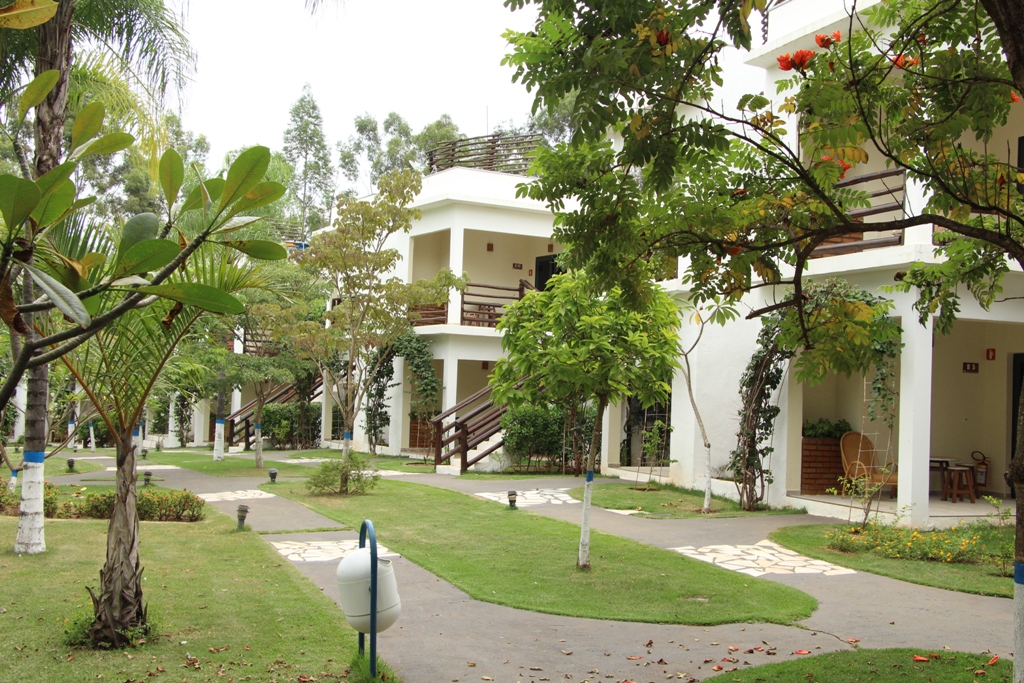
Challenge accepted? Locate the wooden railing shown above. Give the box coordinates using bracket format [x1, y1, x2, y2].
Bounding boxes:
[430, 377, 534, 473]
[812, 169, 907, 258]
[460, 279, 537, 328]
[426, 133, 543, 175]
[226, 375, 323, 448]
[411, 302, 447, 327]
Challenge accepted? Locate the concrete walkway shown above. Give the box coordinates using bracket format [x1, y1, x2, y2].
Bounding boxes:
[50, 454, 1013, 682]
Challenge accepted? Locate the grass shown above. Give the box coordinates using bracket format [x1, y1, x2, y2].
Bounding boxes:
[371, 456, 435, 473]
[568, 482, 806, 519]
[266, 479, 817, 625]
[770, 523, 1013, 597]
[145, 451, 314, 478]
[727, 648, 1009, 682]
[0, 512, 361, 682]
[45, 458, 104, 476]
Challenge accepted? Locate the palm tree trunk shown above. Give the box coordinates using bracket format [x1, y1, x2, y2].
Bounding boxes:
[88, 426, 147, 648]
[577, 394, 608, 570]
[13, 361, 47, 554]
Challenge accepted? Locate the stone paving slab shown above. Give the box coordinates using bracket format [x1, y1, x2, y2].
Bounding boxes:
[475, 488, 580, 507]
[670, 540, 856, 577]
[198, 489, 277, 502]
[269, 539, 398, 562]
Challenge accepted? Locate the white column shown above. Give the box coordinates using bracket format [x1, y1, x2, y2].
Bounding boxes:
[670, 367, 696, 487]
[191, 399, 210, 446]
[768, 370, 802, 507]
[167, 393, 180, 448]
[230, 388, 242, 416]
[387, 357, 406, 455]
[321, 384, 334, 447]
[442, 359, 459, 413]
[446, 227, 465, 325]
[600, 401, 624, 475]
[903, 176, 933, 246]
[897, 315, 933, 527]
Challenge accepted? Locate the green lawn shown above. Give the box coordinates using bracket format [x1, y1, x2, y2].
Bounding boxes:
[267, 479, 817, 625]
[0, 513, 359, 682]
[370, 456, 435, 473]
[770, 524, 1013, 597]
[146, 451, 314, 478]
[568, 482, 805, 519]
[45, 458, 104, 476]
[728, 649, 1009, 682]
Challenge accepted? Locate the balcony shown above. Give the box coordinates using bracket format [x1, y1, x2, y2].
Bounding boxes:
[411, 280, 537, 329]
[811, 169, 906, 258]
[426, 133, 544, 176]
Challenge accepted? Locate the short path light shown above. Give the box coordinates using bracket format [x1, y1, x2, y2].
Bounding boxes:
[337, 520, 401, 680]
[143, 471, 152, 487]
[66, 458, 75, 472]
[140, 448, 148, 460]
[237, 504, 249, 530]
[268, 468, 278, 483]
[508, 490, 518, 509]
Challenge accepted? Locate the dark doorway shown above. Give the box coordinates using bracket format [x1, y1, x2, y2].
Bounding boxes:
[535, 254, 562, 290]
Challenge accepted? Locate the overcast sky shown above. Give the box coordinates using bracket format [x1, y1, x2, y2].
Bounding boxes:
[179, 1, 540, 188]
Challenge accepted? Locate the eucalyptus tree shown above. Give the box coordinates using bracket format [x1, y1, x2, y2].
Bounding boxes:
[491, 271, 679, 569]
[61, 241, 280, 647]
[283, 84, 334, 238]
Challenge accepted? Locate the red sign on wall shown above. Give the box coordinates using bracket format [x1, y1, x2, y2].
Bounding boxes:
[986, 348, 996, 361]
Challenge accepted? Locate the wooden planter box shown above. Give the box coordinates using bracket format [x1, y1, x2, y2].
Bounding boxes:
[800, 437, 845, 495]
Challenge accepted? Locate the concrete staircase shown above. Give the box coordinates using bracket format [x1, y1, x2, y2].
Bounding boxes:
[436, 431, 511, 476]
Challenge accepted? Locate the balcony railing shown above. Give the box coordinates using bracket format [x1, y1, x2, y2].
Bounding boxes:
[426, 133, 543, 175]
[411, 280, 538, 329]
[812, 169, 906, 258]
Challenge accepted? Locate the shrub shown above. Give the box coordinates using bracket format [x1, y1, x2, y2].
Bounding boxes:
[45, 488, 206, 522]
[0, 476, 17, 513]
[77, 420, 114, 448]
[501, 405, 564, 469]
[825, 520, 983, 564]
[802, 417, 853, 439]
[306, 453, 379, 495]
[263, 402, 322, 450]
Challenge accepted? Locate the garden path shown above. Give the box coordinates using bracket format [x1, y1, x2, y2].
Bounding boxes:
[53, 454, 1013, 682]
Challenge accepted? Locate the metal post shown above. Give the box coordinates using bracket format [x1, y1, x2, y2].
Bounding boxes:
[359, 519, 378, 679]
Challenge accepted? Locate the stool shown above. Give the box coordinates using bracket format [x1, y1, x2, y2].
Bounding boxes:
[947, 466, 976, 503]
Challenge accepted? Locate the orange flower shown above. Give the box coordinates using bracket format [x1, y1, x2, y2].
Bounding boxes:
[892, 54, 919, 69]
[777, 53, 793, 71]
[1011, 91, 1021, 103]
[791, 49, 815, 70]
[832, 30, 842, 43]
[815, 34, 833, 48]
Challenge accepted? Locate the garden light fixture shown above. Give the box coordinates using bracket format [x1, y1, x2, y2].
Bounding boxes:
[508, 490, 517, 509]
[143, 471, 152, 487]
[237, 504, 249, 531]
[269, 468, 278, 483]
[66, 458, 75, 471]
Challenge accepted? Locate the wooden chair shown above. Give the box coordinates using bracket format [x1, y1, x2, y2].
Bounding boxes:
[839, 431, 898, 498]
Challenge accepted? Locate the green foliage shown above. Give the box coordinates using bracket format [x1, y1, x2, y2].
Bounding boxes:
[337, 111, 462, 188]
[501, 404, 564, 467]
[305, 454, 380, 495]
[825, 520, 984, 564]
[283, 84, 335, 237]
[802, 417, 853, 439]
[261, 402, 322, 450]
[347, 652, 402, 683]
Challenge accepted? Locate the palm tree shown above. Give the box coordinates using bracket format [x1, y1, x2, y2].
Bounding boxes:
[61, 242, 271, 647]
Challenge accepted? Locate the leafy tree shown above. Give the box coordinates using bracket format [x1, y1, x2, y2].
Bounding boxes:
[490, 271, 679, 568]
[283, 83, 335, 239]
[493, 91, 577, 146]
[61, 240, 276, 647]
[337, 112, 462, 189]
[292, 169, 459, 457]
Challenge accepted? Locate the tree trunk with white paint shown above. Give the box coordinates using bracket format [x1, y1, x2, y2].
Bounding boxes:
[89, 423, 96, 452]
[577, 394, 608, 570]
[14, 361, 48, 555]
[213, 385, 225, 461]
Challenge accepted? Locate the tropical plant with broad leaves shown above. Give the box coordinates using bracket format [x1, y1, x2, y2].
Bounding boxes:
[58, 240, 274, 648]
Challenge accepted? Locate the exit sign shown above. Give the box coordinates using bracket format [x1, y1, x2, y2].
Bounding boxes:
[963, 362, 979, 374]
